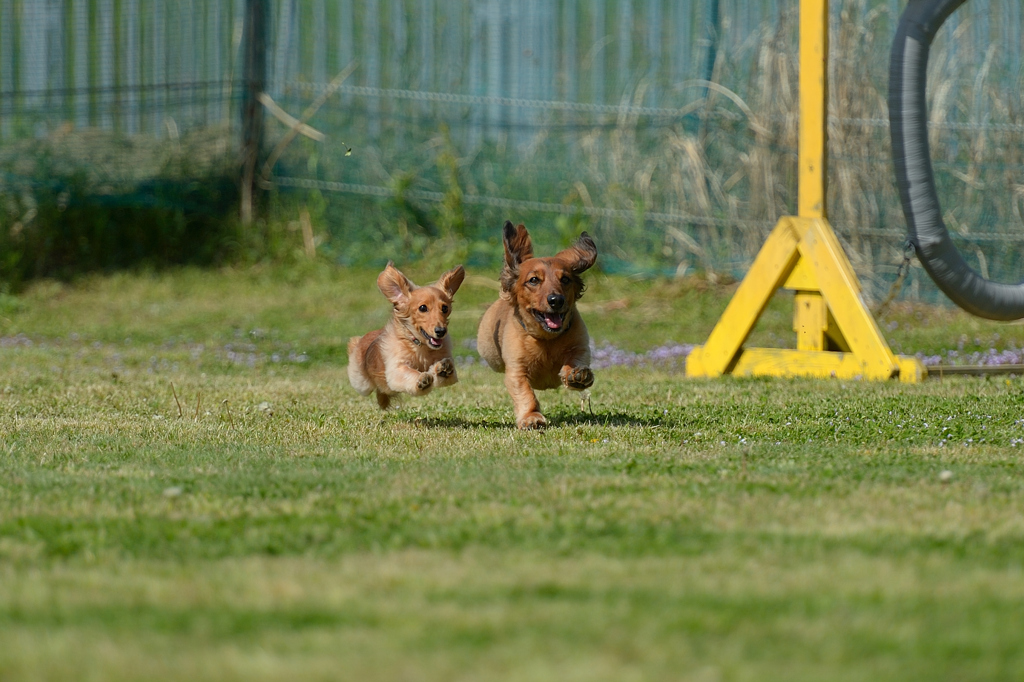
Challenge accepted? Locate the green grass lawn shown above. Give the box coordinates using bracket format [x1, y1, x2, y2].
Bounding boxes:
[3, 265, 1024, 681]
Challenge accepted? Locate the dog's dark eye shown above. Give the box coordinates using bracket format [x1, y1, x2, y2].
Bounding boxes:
[528, 276, 540, 285]
[418, 304, 428, 312]
[441, 305, 449, 314]
[560, 276, 571, 285]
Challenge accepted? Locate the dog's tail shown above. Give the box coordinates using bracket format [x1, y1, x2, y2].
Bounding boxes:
[347, 335, 375, 396]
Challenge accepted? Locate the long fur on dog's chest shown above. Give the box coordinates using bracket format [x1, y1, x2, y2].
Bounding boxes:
[349, 322, 450, 394]
[378, 322, 451, 372]
[480, 299, 591, 388]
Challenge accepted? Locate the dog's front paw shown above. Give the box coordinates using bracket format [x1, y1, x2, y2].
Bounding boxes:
[563, 366, 594, 390]
[518, 412, 547, 430]
[416, 372, 434, 392]
[432, 357, 455, 378]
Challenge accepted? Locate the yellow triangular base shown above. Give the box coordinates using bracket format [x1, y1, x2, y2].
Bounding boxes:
[685, 216, 925, 383]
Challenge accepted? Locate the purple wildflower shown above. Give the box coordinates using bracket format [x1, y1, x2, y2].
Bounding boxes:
[590, 341, 695, 370]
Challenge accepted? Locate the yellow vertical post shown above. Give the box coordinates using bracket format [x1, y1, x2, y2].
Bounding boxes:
[794, 0, 829, 344]
[799, 0, 828, 219]
[794, 291, 828, 350]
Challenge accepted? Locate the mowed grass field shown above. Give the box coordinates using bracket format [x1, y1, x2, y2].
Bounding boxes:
[3, 264, 1024, 681]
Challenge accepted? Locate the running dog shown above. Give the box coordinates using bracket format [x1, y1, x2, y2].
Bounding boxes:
[348, 262, 465, 409]
[477, 221, 598, 429]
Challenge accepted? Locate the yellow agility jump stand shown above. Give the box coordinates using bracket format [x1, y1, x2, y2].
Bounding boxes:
[685, 0, 926, 384]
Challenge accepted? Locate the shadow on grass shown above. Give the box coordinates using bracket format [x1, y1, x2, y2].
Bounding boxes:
[548, 411, 667, 428]
[400, 410, 666, 430]
[404, 415, 512, 430]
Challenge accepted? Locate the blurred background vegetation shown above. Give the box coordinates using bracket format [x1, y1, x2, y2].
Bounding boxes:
[0, 0, 1021, 300]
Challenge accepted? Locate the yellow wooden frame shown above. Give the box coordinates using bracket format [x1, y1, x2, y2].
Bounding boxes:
[685, 0, 925, 383]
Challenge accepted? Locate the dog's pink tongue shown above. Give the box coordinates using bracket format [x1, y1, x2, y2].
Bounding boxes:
[545, 313, 563, 329]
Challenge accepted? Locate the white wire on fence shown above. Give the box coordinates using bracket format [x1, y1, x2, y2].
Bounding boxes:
[272, 175, 1024, 243]
[273, 176, 768, 229]
[286, 81, 1024, 133]
[287, 81, 705, 119]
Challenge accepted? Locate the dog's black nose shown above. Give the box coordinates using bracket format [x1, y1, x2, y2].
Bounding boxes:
[434, 327, 447, 338]
[547, 294, 565, 309]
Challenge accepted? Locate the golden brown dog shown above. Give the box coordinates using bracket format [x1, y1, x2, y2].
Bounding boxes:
[477, 221, 598, 429]
[348, 262, 465, 409]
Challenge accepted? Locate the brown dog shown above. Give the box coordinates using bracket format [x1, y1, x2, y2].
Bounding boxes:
[477, 221, 598, 429]
[348, 262, 465, 409]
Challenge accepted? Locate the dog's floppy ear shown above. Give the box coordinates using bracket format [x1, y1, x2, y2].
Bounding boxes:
[377, 261, 416, 308]
[437, 264, 465, 298]
[503, 220, 533, 268]
[555, 231, 598, 274]
[500, 221, 533, 294]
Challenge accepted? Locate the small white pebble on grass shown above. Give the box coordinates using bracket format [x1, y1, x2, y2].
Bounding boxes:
[939, 470, 953, 483]
[163, 486, 183, 498]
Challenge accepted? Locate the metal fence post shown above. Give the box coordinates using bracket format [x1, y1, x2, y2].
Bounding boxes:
[240, 0, 267, 225]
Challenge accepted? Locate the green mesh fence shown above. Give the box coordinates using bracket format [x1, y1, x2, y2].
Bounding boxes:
[1, 0, 1022, 304]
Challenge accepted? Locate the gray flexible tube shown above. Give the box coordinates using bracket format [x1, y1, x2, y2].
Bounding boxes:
[889, 0, 1024, 320]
